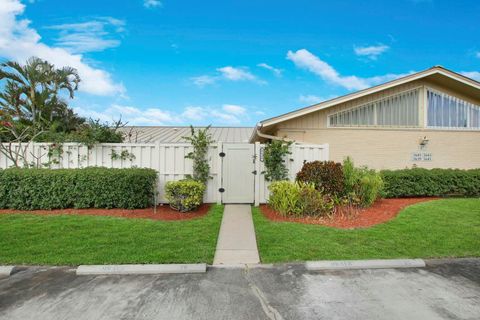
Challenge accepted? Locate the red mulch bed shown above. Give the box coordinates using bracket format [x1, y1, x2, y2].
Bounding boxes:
[260, 198, 439, 229]
[0, 203, 211, 221]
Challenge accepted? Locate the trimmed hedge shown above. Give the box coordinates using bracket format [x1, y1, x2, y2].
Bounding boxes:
[0, 167, 157, 210]
[381, 168, 480, 198]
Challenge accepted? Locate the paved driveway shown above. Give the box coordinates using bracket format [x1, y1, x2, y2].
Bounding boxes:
[0, 259, 479, 320]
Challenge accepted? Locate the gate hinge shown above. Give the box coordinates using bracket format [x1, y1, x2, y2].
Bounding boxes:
[218, 188, 225, 193]
[252, 170, 257, 175]
[219, 152, 226, 157]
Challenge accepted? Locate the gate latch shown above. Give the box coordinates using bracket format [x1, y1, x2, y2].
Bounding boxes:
[252, 170, 257, 175]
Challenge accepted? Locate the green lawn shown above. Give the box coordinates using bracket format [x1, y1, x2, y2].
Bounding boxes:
[253, 199, 480, 263]
[0, 205, 223, 265]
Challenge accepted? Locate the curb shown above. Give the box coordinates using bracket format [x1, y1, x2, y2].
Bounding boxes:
[76, 263, 207, 275]
[210, 263, 274, 269]
[0, 266, 15, 276]
[306, 259, 426, 271]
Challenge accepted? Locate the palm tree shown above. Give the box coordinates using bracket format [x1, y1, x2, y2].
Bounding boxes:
[0, 57, 81, 131]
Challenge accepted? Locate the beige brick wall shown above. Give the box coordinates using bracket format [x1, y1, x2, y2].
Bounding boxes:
[277, 128, 480, 170]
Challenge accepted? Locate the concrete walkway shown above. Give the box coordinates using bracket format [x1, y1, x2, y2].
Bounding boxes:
[213, 205, 260, 265]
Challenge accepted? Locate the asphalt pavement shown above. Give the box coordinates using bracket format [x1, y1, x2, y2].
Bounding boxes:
[0, 259, 479, 320]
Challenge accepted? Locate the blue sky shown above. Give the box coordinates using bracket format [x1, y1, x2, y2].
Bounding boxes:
[1, 0, 479, 126]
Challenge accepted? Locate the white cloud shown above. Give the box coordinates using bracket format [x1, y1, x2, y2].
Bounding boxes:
[144, 0, 162, 8]
[46, 17, 125, 53]
[287, 49, 412, 90]
[192, 66, 265, 87]
[217, 66, 256, 81]
[190, 75, 217, 87]
[182, 106, 205, 121]
[75, 104, 174, 125]
[222, 104, 246, 115]
[257, 63, 282, 76]
[299, 94, 325, 105]
[460, 71, 480, 82]
[354, 44, 389, 60]
[75, 103, 254, 125]
[210, 110, 241, 124]
[0, 0, 124, 96]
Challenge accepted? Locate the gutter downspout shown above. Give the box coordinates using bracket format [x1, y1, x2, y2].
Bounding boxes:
[254, 123, 306, 144]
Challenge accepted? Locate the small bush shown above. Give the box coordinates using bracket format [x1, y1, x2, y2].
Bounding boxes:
[296, 161, 344, 196]
[268, 181, 303, 216]
[268, 181, 334, 217]
[165, 179, 206, 212]
[298, 185, 335, 217]
[0, 167, 157, 210]
[343, 157, 383, 207]
[381, 168, 480, 198]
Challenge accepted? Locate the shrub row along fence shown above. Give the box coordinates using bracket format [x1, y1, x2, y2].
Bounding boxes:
[0, 142, 329, 205]
[381, 168, 480, 198]
[0, 168, 157, 210]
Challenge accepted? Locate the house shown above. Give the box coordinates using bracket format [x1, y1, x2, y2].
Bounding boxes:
[250, 66, 480, 170]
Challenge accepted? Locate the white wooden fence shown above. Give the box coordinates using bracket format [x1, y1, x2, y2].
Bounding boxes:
[0, 142, 329, 205]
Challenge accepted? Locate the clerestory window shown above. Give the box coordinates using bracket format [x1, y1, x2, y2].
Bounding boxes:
[427, 89, 480, 129]
[329, 88, 420, 127]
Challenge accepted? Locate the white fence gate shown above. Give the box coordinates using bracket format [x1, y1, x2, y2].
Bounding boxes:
[0, 142, 329, 205]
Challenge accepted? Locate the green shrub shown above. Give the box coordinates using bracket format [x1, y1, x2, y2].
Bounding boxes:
[381, 168, 480, 198]
[268, 181, 303, 216]
[268, 180, 334, 217]
[298, 185, 335, 217]
[0, 167, 157, 210]
[296, 161, 344, 196]
[165, 179, 206, 212]
[343, 157, 383, 207]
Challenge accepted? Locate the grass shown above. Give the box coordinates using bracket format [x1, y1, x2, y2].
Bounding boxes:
[0, 205, 223, 265]
[253, 199, 480, 263]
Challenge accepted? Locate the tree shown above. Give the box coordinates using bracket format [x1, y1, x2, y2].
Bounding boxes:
[0, 57, 125, 167]
[0, 57, 82, 135]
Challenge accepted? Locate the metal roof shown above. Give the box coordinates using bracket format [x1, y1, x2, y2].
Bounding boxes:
[119, 126, 254, 143]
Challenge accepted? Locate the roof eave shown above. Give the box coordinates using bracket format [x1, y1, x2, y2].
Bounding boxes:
[259, 66, 480, 128]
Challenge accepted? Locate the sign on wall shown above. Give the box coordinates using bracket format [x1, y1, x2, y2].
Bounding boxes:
[411, 152, 432, 162]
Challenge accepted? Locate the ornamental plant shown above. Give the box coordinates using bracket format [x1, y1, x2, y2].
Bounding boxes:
[262, 140, 292, 181]
[296, 160, 345, 196]
[183, 126, 214, 185]
[165, 179, 206, 212]
[268, 180, 334, 217]
[343, 157, 383, 207]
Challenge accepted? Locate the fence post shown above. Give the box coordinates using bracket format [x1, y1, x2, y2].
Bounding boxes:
[155, 141, 162, 205]
[216, 142, 223, 205]
[323, 143, 330, 161]
[254, 142, 261, 206]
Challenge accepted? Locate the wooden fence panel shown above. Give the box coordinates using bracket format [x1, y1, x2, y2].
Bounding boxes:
[0, 142, 328, 204]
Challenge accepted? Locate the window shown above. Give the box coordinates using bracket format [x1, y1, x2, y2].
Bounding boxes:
[427, 89, 480, 129]
[329, 89, 419, 127]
